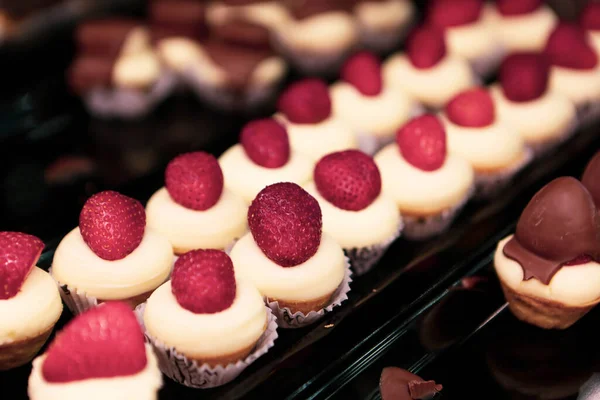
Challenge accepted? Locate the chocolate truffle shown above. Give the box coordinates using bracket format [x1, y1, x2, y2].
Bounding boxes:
[582, 151, 600, 209]
[504, 177, 600, 284]
[380, 367, 443, 400]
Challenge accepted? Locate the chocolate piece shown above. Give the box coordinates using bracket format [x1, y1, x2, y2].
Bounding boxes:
[285, 0, 353, 19]
[148, 0, 208, 40]
[380, 367, 442, 400]
[408, 380, 443, 399]
[503, 177, 600, 284]
[582, 151, 600, 209]
[68, 56, 114, 94]
[76, 19, 141, 58]
[211, 19, 271, 48]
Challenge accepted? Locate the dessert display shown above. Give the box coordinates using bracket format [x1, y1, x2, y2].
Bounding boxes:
[139, 249, 277, 388]
[375, 114, 474, 240]
[580, 2, 600, 55]
[0, 232, 62, 371]
[28, 302, 163, 400]
[146, 151, 248, 254]
[490, 52, 577, 156]
[51, 190, 174, 314]
[229, 182, 350, 328]
[275, 78, 358, 161]
[304, 150, 402, 275]
[582, 150, 600, 209]
[379, 367, 443, 400]
[494, 177, 600, 329]
[219, 118, 314, 204]
[441, 87, 531, 198]
[67, 19, 174, 119]
[383, 25, 475, 110]
[425, 0, 503, 77]
[544, 22, 600, 125]
[484, 0, 557, 52]
[330, 51, 418, 155]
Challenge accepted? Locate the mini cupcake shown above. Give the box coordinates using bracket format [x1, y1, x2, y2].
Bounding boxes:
[146, 152, 248, 254]
[52, 191, 173, 314]
[229, 182, 351, 328]
[580, 2, 600, 55]
[273, 0, 359, 76]
[28, 302, 162, 400]
[491, 52, 577, 156]
[68, 19, 173, 119]
[426, 0, 503, 77]
[494, 177, 600, 329]
[375, 115, 474, 240]
[441, 87, 531, 198]
[0, 232, 62, 370]
[330, 51, 418, 155]
[383, 25, 476, 110]
[140, 249, 277, 388]
[275, 79, 358, 161]
[484, 0, 557, 52]
[544, 22, 600, 125]
[206, 0, 290, 32]
[219, 118, 314, 204]
[352, 0, 416, 54]
[582, 150, 600, 209]
[305, 150, 401, 275]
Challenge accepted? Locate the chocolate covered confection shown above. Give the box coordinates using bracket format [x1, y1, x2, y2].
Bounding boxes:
[582, 151, 600, 209]
[211, 19, 271, 48]
[380, 367, 443, 400]
[503, 177, 600, 284]
[148, 0, 208, 41]
[68, 57, 114, 94]
[76, 19, 143, 58]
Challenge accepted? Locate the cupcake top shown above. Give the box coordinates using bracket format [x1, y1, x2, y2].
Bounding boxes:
[380, 367, 443, 400]
[426, 0, 483, 28]
[276, 79, 358, 160]
[503, 177, 600, 285]
[498, 52, 550, 103]
[330, 51, 414, 138]
[582, 151, 600, 209]
[544, 22, 598, 71]
[0, 231, 44, 301]
[219, 118, 314, 203]
[28, 302, 162, 400]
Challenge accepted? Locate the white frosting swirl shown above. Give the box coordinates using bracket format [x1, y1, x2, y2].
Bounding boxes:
[495, 236, 600, 306]
[304, 182, 400, 248]
[143, 280, 266, 359]
[275, 114, 359, 161]
[441, 115, 526, 172]
[229, 233, 345, 302]
[549, 64, 600, 106]
[490, 84, 576, 145]
[330, 81, 414, 138]
[354, 0, 415, 34]
[146, 188, 248, 253]
[206, 1, 291, 31]
[383, 53, 475, 109]
[28, 344, 162, 400]
[445, 18, 500, 64]
[52, 228, 173, 300]
[219, 144, 314, 204]
[113, 51, 161, 90]
[374, 144, 474, 215]
[0, 267, 62, 344]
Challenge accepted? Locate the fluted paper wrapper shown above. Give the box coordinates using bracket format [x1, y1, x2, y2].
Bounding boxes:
[135, 304, 278, 388]
[474, 148, 533, 200]
[267, 260, 352, 329]
[346, 220, 403, 276]
[84, 72, 177, 119]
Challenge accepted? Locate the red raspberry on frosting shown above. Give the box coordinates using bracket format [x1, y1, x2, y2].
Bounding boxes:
[314, 150, 382, 211]
[396, 114, 447, 172]
[445, 88, 495, 127]
[165, 151, 224, 211]
[340, 51, 383, 96]
[580, 2, 600, 31]
[0, 232, 44, 300]
[499, 52, 550, 102]
[248, 182, 322, 267]
[406, 25, 447, 69]
[544, 23, 598, 70]
[42, 302, 147, 383]
[79, 191, 146, 261]
[171, 249, 237, 314]
[496, 0, 542, 16]
[427, 0, 483, 28]
[240, 118, 290, 169]
[277, 79, 332, 124]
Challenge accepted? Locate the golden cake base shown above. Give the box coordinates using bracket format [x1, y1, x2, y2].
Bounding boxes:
[0, 325, 54, 371]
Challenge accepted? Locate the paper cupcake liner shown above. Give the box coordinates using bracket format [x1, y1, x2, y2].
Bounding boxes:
[470, 44, 505, 79]
[358, 17, 415, 54]
[474, 148, 533, 200]
[576, 99, 600, 128]
[135, 303, 279, 388]
[267, 259, 352, 329]
[84, 71, 177, 119]
[528, 115, 579, 158]
[346, 219, 403, 276]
